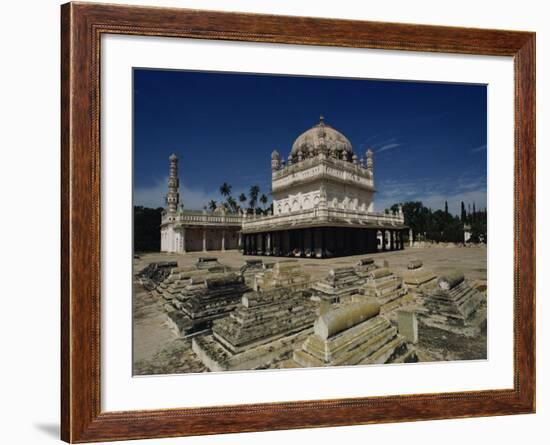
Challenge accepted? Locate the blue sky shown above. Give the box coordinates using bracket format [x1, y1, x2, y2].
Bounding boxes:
[133, 69, 487, 216]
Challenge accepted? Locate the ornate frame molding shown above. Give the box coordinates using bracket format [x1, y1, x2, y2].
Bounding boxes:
[61, 2, 535, 442]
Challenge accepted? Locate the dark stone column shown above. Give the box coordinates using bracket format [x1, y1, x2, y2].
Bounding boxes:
[288, 230, 294, 256]
[320, 228, 325, 258]
[288, 230, 293, 256]
[397, 231, 401, 250]
[390, 230, 395, 250]
[370, 229, 377, 253]
[311, 228, 315, 257]
[382, 230, 386, 251]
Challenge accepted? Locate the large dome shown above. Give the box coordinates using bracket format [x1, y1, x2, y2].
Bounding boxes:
[290, 116, 353, 158]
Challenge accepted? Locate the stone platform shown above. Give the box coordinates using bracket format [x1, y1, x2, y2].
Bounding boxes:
[311, 266, 363, 304]
[165, 272, 250, 337]
[402, 259, 437, 294]
[417, 272, 486, 336]
[137, 261, 178, 290]
[192, 287, 317, 371]
[354, 257, 379, 278]
[253, 260, 311, 291]
[359, 267, 409, 312]
[293, 300, 413, 367]
[193, 328, 313, 372]
[157, 268, 216, 301]
[239, 259, 268, 286]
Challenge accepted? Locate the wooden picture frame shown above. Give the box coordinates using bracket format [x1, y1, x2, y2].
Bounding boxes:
[61, 2, 535, 442]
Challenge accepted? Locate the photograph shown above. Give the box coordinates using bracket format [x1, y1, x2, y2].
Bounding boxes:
[132, 69, 488, 375]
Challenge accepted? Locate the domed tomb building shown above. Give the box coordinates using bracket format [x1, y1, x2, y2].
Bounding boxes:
[241, 116, 407, 257]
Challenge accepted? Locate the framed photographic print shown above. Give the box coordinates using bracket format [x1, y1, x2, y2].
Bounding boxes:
[61, 2, 535, 442]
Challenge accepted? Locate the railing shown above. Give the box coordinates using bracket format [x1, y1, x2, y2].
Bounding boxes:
[162, 210, 244, 226]
[242, 207, 404, 230]
[272, 157, 374, 193]
[273, 155, 373, 181]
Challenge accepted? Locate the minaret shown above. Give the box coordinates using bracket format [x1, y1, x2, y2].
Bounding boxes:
[165, 153, 180, 213]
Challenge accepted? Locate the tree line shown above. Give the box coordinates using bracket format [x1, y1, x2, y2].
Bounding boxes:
[134, 205, 162, 252]
[389, 201, 487, 244]
[206, 182, 272, 215]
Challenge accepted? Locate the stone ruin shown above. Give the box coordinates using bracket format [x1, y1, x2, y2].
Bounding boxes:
[402, 259, 437, 294]
[417, 272, 485, 336]
[293, 300, 415, 367]
[354, 257, 379, 279]
[136, 261, 178, 291]
[360, 266, 408, 313]
[192, 287, 317, 371]
[195, 257, 229, 272]
[159, 269, 225, 308]
[311, 266, 363, 304]
[239, 259, 267, 286]
[164, 272, 250, 337]
[253, 260, 310, 292]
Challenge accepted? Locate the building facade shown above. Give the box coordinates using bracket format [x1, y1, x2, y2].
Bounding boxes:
[160, 116, 407, 257]
[160, 154, 243, 253]
[241, 116, 407, 257]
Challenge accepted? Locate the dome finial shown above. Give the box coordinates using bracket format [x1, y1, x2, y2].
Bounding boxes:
[319, 114, 325, 124]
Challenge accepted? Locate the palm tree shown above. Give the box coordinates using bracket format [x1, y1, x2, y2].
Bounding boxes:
[219, 182, 232, 199]
[259, 193, 268, 212]
[238, 192, 247, 211]
[226, 196, 238, 213]
[208, 200, 217, 211]
[249, 185, 260, 213]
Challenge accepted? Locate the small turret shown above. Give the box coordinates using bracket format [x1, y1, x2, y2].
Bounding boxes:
[271, 150, 280, 171]
[366, 148, 374, 174]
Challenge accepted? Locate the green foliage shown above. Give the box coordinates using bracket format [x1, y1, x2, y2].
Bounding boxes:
[226, 196, 238, 213]
[469, 219, 487, 243]
[249, 185, 260, 210]
[219, 182, 232, 197]
[213, 182, 270, 215]
[259, 193, 268, 208]
[134, 206, 162, 252]
[390, 200, 487, 244]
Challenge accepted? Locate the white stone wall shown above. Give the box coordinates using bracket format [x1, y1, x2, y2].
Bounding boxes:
[160, 225, 176, 253]
[161, 225, 240, 252]
[273, 181, 321, 215]
[273, 179, 374, 215]
[325, 182, 374, 212]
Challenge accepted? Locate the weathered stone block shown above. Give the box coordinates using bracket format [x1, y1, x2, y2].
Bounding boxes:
[397, 310, 418, 343]
[293, 302, 410, 367]
[311, 266, 363, 303]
